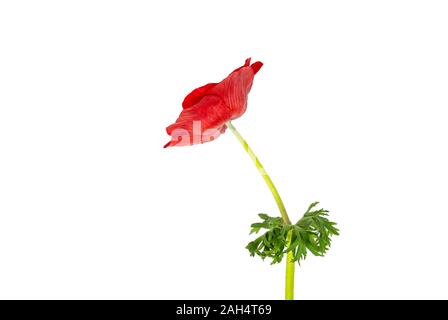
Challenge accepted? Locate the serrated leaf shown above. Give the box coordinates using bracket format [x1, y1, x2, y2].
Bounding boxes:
[246, 202, 339, 265]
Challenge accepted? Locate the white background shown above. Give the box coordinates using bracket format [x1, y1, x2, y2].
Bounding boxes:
[1, 1, 447, 299]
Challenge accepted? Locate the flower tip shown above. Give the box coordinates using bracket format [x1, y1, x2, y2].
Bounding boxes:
[244, 57, 251, 66]
[163, 141, 173, 148]
[251, 61, 263, 74]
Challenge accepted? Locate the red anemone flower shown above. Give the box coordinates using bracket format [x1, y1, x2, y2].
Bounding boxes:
[164, 58, 263, 148]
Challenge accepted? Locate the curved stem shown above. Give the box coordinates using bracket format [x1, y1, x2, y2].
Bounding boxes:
[226, 122, 290, 224]
[226, 121, 295, 300]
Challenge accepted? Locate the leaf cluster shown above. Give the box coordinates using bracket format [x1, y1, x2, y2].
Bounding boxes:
[246, 202, 339, 265]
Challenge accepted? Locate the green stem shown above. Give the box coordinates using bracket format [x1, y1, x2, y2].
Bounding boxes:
[285, 232, 295, 300]
[226, 121, 295, 300]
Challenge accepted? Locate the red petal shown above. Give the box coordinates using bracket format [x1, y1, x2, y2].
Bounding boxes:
[229, 57, 252, 74]
[163, 140, 177, 148]
[164, 58, 263, 148]
[251, 61, 263, 74]
[208, 60, 262, 119]
[182, 83, 217, 109]
[165, 95, 231, 147]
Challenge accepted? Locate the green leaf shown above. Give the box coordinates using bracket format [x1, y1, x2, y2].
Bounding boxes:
[246, 202, 339, 265]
